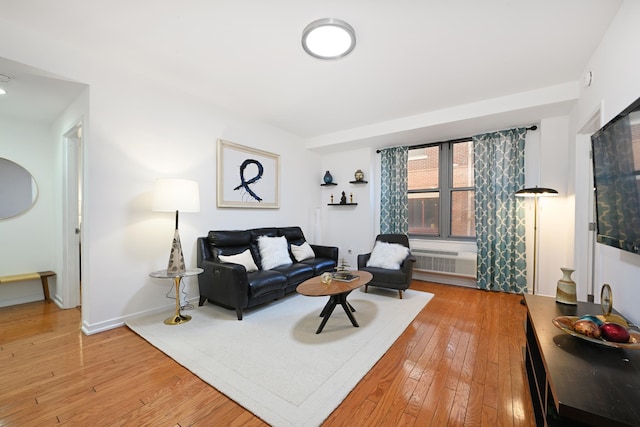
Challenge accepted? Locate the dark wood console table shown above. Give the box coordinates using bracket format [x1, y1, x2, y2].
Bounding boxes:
[524, 294, 640, 426]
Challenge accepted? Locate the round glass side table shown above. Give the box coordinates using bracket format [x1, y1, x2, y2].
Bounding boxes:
[149, 268, 203, 325]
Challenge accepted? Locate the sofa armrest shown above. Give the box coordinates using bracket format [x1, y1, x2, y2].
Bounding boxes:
[310, 244, 338, 262]
[400, 254, 416, 281]
[357, 253, 371, 269]
[197, 258, 250, 312]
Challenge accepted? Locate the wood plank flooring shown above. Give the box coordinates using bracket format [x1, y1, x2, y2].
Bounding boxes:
[0, 281, 535, 426]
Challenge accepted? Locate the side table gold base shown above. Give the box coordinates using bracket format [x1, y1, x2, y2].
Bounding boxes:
[165, 276, 190, 326]
[164, 313, 192, 325]
[149, 268, 203, 326]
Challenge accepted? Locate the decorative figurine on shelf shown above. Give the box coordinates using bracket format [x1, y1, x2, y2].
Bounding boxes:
[340, 191, 347, 204]
[350, 192, 353, 203]
[323, 170, 333, 184]
[330, 193, 334, 203]
[354, 169, 364, 182]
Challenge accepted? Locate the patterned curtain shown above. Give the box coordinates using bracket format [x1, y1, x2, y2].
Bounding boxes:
[380, 146, 409, 234]
[473, 128, 526, 293]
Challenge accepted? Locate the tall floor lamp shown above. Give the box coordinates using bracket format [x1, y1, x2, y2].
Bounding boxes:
[515, 186, 558, 300]
[152, 179, 200, 274]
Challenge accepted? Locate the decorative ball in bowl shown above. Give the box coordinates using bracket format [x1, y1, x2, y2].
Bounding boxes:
[552, 315, 640, 349]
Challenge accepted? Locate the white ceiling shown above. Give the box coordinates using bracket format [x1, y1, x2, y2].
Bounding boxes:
[0, 1, 622, 147]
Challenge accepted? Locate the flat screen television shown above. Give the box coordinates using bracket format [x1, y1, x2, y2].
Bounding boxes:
[591, 96, 640, 254]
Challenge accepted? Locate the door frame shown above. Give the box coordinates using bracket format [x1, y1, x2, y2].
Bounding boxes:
[61, 121, 83, 309]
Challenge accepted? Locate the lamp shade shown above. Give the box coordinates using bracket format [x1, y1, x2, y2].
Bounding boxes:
[515, 186, 558, 197]
[152, 179, 200, 212]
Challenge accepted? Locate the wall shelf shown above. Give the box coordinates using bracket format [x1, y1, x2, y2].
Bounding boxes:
[321, 183, 337, 186]
[328, 203, 357, 206]
[349, 180, 368, 184]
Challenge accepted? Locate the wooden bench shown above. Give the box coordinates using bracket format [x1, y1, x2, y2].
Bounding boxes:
[0, 271, 56, 302]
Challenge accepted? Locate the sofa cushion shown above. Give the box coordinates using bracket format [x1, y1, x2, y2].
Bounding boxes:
[280, 226, 306, 245]
[208, 230, 252, 247]
[219, 249, 258, 272]
[361, 266, 408, 286]
[247, 270, 288, 297]
[291, 241, 315, 262]
[366, 241, 409, 270]
[273, 262, 314, 284]
[258, 235, 293, 270]
[301, 257, 336, 275]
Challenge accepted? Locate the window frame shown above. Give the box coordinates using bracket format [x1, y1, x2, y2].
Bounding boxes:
[408, 138, 476, 241]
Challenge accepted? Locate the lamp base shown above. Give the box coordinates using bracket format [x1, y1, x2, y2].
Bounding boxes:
[164, 313, 192, 325]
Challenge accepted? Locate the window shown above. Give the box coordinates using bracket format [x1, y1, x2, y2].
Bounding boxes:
[408, 139, 475, 239]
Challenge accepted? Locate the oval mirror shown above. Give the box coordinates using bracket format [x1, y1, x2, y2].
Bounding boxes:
[0, 158, 38, 219]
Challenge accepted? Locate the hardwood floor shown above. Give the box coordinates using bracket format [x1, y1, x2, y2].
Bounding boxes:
[0, 281, 535, 426]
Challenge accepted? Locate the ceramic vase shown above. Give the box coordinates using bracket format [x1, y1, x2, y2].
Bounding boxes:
[556, 267, 577, 305]
[323, 170, 333, 184]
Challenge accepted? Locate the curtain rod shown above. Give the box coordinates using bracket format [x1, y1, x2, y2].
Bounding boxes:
[375, 125, 538, 153]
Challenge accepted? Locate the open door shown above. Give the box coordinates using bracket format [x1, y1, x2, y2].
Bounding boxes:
[61, 122, 82, 308]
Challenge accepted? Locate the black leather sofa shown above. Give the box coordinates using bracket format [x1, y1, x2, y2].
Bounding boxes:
[197, 226, 338, 320]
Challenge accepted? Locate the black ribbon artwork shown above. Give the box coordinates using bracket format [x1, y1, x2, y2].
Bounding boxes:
[233, 159, 264, 202]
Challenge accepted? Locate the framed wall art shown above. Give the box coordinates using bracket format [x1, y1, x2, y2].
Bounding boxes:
[216, 139, 280, 208]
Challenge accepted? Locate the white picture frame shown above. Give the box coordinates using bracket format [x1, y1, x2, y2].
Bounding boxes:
[216, 139, 280, 208]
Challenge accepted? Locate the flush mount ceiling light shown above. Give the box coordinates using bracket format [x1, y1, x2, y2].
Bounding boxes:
[302, 18, 356, 60]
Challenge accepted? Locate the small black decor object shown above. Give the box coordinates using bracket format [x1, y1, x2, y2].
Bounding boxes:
[323, 170, 333, 184]
[340, 191, 347, 204]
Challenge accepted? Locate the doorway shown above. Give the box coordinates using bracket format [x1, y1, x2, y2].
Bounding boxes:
[575, 107, 602, 302]
[62, 122, 82, 309]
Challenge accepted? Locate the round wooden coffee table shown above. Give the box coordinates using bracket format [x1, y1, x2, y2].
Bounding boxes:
[296, 271, 373, 334]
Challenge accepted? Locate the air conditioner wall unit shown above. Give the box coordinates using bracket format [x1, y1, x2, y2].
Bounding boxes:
[412, 249, 477, 278]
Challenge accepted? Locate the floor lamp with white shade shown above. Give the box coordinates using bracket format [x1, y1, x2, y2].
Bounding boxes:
[151, 179, 201, 325]
[152, 179, 201, 274]
[515, 186, 558, 300]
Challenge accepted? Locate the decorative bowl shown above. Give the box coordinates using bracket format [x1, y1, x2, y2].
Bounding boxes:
[552, 316, 640, 349]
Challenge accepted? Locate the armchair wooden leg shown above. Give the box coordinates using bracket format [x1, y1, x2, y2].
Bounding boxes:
[398, 290, 403, 299]
[364, 285, 368, 293]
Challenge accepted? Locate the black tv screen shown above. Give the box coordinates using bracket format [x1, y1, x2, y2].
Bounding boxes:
[591, 96, 640, 254]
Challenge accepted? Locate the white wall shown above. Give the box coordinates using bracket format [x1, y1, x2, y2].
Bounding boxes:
[571, 0, 640, 325]
[319, 147, 376, 268]
[80, 73, 318, 333]
[534, 117, 574, 298]
[0, 118, 57, 306]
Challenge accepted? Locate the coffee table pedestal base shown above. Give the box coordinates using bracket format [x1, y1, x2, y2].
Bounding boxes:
[316, 291, 358, 334]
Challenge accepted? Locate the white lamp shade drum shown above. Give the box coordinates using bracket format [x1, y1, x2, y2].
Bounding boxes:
[152, 179, 200, 274]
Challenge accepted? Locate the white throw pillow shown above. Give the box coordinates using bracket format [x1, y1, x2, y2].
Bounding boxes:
[291, 241, 315, 262]
[258, 235, 293, 270]
[219, 249, 259, 272]
[366, 241, 410, 270]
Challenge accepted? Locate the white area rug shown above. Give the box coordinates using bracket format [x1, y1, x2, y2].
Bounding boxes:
[126, 288, 433, 427]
